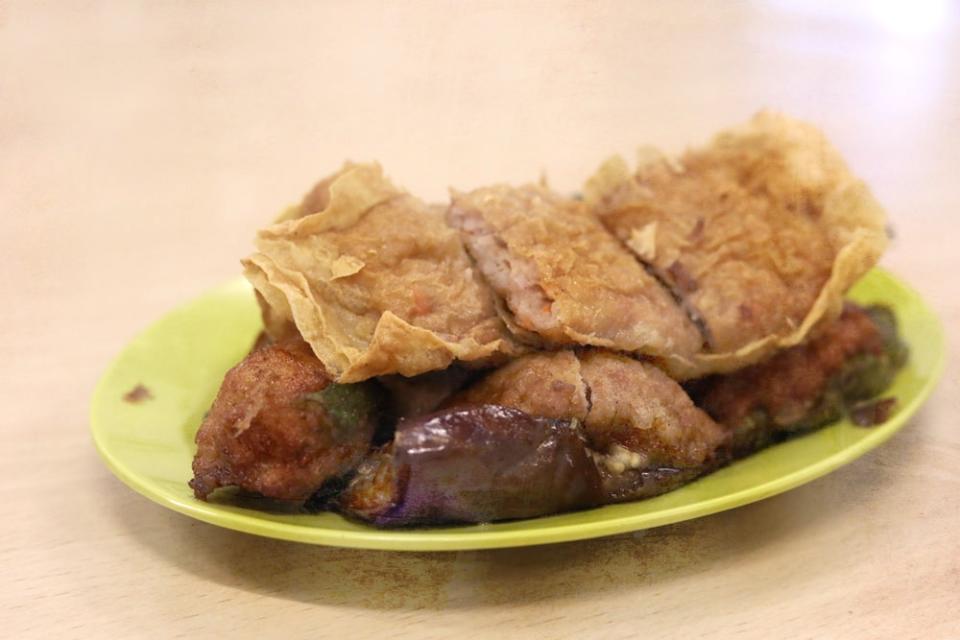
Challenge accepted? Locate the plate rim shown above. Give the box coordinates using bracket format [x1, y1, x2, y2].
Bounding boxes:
[90, 267, 946, 551]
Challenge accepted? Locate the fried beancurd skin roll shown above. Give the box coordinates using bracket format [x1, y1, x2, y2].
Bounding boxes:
[585, 111, 889, 379]
[190, 338, 381, 502]
[696, 304, 908, 454]
[244, 163, 522, 383]
[338, 405, 604, 526]
[447, 184, 703, 361]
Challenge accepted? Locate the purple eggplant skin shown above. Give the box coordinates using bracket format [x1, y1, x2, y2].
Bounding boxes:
[598, 466, 709, 504]
[338, 405, 605, 526]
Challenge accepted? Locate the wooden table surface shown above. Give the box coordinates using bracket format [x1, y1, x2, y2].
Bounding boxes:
[3, 2, 958, 638]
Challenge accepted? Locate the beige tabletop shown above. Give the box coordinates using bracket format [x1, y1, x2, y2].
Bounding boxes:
[3, 2, 959, 638]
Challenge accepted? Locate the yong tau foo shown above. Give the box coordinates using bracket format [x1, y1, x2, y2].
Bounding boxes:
[190, 112, 904, 527]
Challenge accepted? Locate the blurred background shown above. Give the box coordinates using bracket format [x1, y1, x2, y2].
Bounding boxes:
[3, 2, 958, 637]
[4, 1, 957, 336]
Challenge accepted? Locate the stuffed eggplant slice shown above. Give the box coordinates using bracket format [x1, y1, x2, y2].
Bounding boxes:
[338, 405, 604, 526]
[447, 349, 729, 503]
[338, 350, 728, 526]
[337, 349, 721, 526]
[335, 304, 906, 526]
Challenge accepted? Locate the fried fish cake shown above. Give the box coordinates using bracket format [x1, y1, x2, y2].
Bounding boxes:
[447, 184, 703, 361]
[190, 338, 380, 501]
[585, 111, 888, 378]
[244, 163, 522, 383]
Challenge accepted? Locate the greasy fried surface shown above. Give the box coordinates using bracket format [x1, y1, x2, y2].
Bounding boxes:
[448, 184, 703, 361]
[578, 350, 728, 469]
[449, 349, 726, 469]
[697, 304, 892, 433]
[190, 338, 379, 501]
[244, 164, 521, 382]
[586, 111, 888, 378]
[339, 406, 603, 526]
[451, 350, 590, 421]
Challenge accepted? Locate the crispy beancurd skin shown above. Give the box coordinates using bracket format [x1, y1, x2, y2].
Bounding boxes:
[243, 164, 521, 383]
[585, 111, 888, 379]
[448, 184, 702, 360]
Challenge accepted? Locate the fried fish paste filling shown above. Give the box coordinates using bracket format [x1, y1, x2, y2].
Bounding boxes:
[190, 338, 381, 502]
[447, 184, 703, 361]
[243, 164, 520, 383]
[448, 349, 728, 501]
[585, 111, 888, 378]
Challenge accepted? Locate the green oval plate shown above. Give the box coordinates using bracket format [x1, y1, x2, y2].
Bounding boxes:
[91, 268, 944, 551]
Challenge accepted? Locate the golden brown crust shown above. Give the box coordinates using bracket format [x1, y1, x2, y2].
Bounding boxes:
[448, 184, 703, 360]
[189, 338, 376, 502]
[697, 304, 886, 429]
[577, 350, 727, 468]
[450, 350, 590, 420]
[585, 111, 888, 378]
[448, 349, 726, 469]
[244, 164, 521, 382]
